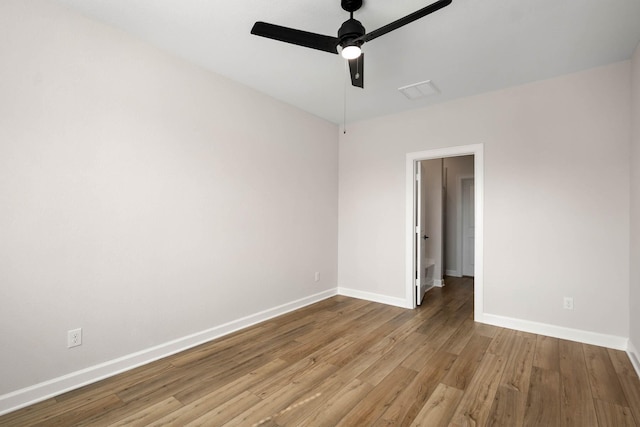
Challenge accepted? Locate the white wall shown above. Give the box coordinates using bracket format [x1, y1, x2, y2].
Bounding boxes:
[630, 42, 640, 366]
[443, 155, 474, 276]
[0, 0, 338, 403]
[338, 62, 630, 339]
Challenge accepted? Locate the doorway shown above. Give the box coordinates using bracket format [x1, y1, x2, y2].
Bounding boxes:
[405, 144, 484, 321]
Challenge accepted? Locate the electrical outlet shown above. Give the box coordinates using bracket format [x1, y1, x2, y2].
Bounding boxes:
[67, 328, 82, 348]
[314, 272, 320, 282]
[563, 297, 574, 310]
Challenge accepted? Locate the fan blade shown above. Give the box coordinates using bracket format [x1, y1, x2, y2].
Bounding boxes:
[348, 54, 364, 88]
[251, 22, 340, 54]
[358, 0, 451, 43]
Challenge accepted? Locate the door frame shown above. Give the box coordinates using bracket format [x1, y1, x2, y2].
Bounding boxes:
[405, 144, 484, 321]
[415, 161, 427, 306]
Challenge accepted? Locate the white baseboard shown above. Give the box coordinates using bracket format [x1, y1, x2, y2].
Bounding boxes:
[445, 270, 461, 277]
[0, 289, 337, 416]
[478, 313, 628, 350]
[337, 287, 411, 309]
[434, 279, 444, 287]
[628, 340, 640, 378]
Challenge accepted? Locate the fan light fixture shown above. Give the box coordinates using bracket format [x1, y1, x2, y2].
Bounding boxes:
[251, 0, 453, 89]
[341, 44, 362, 59]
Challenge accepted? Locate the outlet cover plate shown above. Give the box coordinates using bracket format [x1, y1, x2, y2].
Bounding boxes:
[563, 297, 574, 310]
[68, 328, 82, 348]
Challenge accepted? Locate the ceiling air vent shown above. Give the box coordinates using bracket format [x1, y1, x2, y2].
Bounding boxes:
[398, 80, 440, 100]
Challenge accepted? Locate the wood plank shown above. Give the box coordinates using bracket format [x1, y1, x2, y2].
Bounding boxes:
[272, 359, 377, 426]
[115, 349, 278, 405]
[30, 394, 124, 427]
[500, 334, 535, 394]
[5, 393, 122, 427]
[473, 322, 499, 339]
[276, 340, 410, 426]
[486, 384, 526, 427]
[279, 336, 352, 365]
[385, 309, 423, 333]
[323, 325, 394, 368]
[171, 345, 296, 405]
[593, 399, 637, 427]
[189, 322, 308, 369]
[584, 344, 629, 406]
[335, 366, 416, 426]
[401, 326, 457, 371]
[107, 397, 183, 427]
[485, 333, 535, 426]
[608, 348, 640, 378]
[169, 318, 309, 372]
[168, 325, 271, 368]
[251, 358, 338, 400]
[618, 374, 640, 425]
[324, 348, 390, 386]
[448, 352, 508, 426]
[0, 398, 58, 425]
[558, 339, 598, 426]
[523, 366, 561, 426]
[487, 328, 519, 357]
[408, 383, 463, 427]
[118, 333, 297, 404]
[357, 333, 426, 386]
[439, 317, 476, 355]
[290, 307, 372, 346]
[222, 362, 337, 426]
[148, 358, 289, 425]
[55, 361, 174, 404]
[532, 335, 560, 372]
[376, 350, 458, 425]
[183, 391, 261, 427]
[274, 342, 389, 427]
[296, 379, 373, 427]
[323, 309, 411, 368]
[324, 295, 372, 313]
[441, 334, 493, 390]
[77, 386, 185, 426]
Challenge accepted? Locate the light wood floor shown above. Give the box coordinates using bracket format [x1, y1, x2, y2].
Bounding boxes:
[2, 277, 640, 426]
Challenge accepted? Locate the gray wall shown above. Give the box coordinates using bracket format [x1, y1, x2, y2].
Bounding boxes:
[0, 0, 338, 397]
[338, 62, 630, 338]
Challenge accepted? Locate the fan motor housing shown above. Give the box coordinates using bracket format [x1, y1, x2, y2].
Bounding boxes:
[338, 18, 365, 43]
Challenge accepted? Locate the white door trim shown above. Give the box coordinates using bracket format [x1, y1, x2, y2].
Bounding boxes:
[405, 144, 484, 322]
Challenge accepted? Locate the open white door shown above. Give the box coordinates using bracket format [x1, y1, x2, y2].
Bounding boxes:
[416, 162, 428, 305]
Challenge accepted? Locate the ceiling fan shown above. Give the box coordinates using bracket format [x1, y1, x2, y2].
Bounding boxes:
[251, 0, 452, 89]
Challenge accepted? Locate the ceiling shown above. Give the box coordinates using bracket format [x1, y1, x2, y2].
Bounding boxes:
[55, 0, 640, 125]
